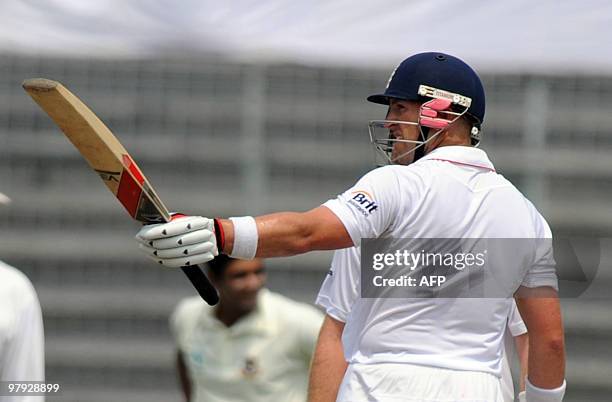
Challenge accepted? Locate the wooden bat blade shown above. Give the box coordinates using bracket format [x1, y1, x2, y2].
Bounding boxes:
[22, 78, 170, 224]
[23, 78, 219, 305]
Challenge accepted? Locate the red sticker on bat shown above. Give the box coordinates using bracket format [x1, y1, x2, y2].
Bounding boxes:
[116, 154, 145, 219]
[122, 154, 145, 184]
[117, 170, 142, 218]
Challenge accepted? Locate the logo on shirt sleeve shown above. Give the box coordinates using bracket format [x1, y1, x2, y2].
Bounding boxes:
[348, 190, 379, 216]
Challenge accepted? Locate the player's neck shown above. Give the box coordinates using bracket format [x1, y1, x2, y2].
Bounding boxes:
[214, 302, 253, 327]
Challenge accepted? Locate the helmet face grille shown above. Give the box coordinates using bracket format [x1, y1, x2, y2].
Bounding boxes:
[367, 86, 479, 166]
[368, 120, 423, 166]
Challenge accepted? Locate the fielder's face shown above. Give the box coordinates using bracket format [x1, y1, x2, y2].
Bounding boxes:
[216, 259, 266, 312]
[385, 99, 422, 165]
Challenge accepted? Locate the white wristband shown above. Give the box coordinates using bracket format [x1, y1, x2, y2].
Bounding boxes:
[228, 216, 259, 260]
[526, 378, 566, 402]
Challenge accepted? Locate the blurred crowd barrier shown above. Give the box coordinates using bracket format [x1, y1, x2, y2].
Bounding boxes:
[1, 55, 611, 401]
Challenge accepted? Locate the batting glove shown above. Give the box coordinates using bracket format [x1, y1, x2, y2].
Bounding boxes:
[135, 215, 220, 268]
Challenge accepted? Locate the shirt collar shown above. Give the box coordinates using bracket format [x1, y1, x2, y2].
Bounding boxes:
[418, 146, 495, 172]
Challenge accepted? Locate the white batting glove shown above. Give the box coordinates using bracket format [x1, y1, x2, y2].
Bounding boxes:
[135, 216, 218, 268]
[518, 391, 526, 402]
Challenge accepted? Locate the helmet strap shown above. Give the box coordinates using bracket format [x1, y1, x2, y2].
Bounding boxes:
[412, 127, 429, 162]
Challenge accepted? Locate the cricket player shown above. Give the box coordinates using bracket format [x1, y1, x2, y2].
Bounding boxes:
[0, 192, 45, 402]
[312, 246, 529, 402]
[136, 52, 566, 401]
[170, 255, 323, 402]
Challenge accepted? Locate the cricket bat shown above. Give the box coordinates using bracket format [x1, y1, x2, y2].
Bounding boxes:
[23, 78, 219, 305]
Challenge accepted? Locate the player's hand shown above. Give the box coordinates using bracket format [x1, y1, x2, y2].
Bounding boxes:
[135, 215, 218, 268]
[518, 391, 526, 402]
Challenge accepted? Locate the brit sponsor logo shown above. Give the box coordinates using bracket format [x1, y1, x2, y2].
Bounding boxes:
[349, 190, 379, 216]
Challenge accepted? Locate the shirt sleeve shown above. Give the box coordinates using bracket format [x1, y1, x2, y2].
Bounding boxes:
[1, 284, 45, 389]
[522, 203, 559, 290]
[507, 300, 527, 337]
[315, 247, 361, 322]
[323, 166, 402, 247]
[295, 305, 324, 364]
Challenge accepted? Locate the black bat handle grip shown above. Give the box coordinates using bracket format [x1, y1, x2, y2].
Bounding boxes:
[181, 266, 219, 305]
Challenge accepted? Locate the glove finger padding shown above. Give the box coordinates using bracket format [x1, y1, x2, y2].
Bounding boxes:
[160, 252, 216, 268]
[135, 215, 219, 268]
[138, 243, 216, 267]
[154, 241, 216, 259]
[145, 229, 215, 250]
[167, 252, 216, 268]
[136, 216, 213, 241]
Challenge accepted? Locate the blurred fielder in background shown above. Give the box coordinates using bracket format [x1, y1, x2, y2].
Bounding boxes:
[170, 255, 322, 402]
[0, 192, 45, 402]
[136, 52, 566, 401]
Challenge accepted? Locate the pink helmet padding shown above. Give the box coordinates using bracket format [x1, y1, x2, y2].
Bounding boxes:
[421, 109, 438, 118]
[420, 117, 449, 129]
[423, 98, 452, 111]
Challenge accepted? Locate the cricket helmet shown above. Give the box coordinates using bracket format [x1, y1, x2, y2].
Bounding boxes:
[367, 52, 486, 165]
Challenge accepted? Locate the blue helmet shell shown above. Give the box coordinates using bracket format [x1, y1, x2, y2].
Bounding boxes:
[368, 52, 486, 124]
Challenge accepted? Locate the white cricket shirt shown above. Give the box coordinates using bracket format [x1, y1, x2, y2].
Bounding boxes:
[170, 289, 323, 402]
[317, 247, 527, 402]
[321, 146, 556, 376]
[0, 260, 45, 402]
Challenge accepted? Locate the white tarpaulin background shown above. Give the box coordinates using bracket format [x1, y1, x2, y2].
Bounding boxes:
[1, 0, 611, 73]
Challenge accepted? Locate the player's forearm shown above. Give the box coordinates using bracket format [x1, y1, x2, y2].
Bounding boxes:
[516, 293, 565, 389]
[528, 328, 565, 388]
[308, 316, 348, 402]
[218, 207, 352, 258]
[309, 353, 347, 402]
[218, 212, 312, 257]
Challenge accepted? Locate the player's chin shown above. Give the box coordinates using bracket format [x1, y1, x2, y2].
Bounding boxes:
[392, 153, 414, 166]
[391, 147, 415, 165]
